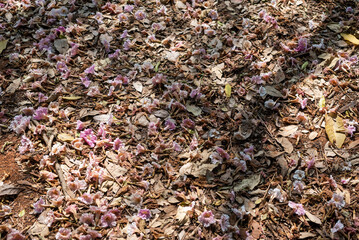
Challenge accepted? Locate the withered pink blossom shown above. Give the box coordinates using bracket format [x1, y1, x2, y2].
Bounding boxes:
[87, 86, 101, 97]
[331, 220, 344, 234]
[148, 122, 158, 136]
[55, 228, 71, 240]
[80, 213, 95, 226]
[68, 177, 87, 192]
[50, 142, 66, 156]
[173, 141, 182, 152]
[264, 99, 280, 110]
[33, 107, 48, 121]
[65, 204, 78, 216]
[181, 118, 195, 129]
[80, 75, 91, 88]
[190, 136, 198, 150]
[220, 214, 230, 232]
[124, 4, 134, 12]
[293, 181, 305, 193]
[208, 10, 218, 20]
[76, 120, 84, 130]
[80, 129, 97, 148]
[52, 196, 64, 207]
[33, 198, 45, 214]
[232, 205, 248, 219]
[288, 201, 305, 216]
[78, 193, 94, 205]
[47, 187, 61, 199]
[71, 138, 84, 151]
[216, 147, 230, 160]
[328, 193, 345, 209]
[210, 152, 222, 164]
[130, 191, 143, 206]
[87, 229, 102, 239]
[6, 229, 25, 240]
[100, 211, 117, 227]
[40, 170, 58, 181]
[21, 107, 34, 116]
[10, 115, 31, 134]
[18, 135, 35, 154]
[84, 64, 95, 75]
[138, 209, 151, 221]
[134, 10, 146, 20]
[151, 73, 167, 86]
[135, 144, 146, 155]
[34, 124, 46, 135]
[39, 155, 55, 169]
[38, 92, 48, 103]
[48, 102, 59, 113]
[268, 187, 287, 202]
[199, 210, 216, 227]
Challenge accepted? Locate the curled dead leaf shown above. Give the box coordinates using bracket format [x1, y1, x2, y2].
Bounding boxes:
[325, 114, 346, 148]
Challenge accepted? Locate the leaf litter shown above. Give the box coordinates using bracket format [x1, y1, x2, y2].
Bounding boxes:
[0, 0, 358, 239]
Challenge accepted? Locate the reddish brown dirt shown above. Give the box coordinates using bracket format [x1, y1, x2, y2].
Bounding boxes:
[0, 133, 42, 231]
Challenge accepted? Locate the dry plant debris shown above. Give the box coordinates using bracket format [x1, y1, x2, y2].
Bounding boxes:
[0, 0, 359, 239]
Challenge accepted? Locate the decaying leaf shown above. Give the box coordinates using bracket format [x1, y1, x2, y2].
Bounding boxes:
[93, 114, 112, 123]
[179, 162, 218, 178]
[57, 133, 74, 142]
[325, 114, 346, 148]
[62, 96, 82, 100]
[305, 211, 322, 225]
[278, 125, 298, 137]
[234, 174, 261, 192]
[0, 40, 8, 54]
[54, 39, 69, 54]
[225, 84, 232, 98]
[186, 104, 202, 116]
[5, 78, 21, 94]
[133, 81, 143, 92]
[277, 155, 288, 176]
[277, 137, 293, 154]
[0, 183, 22, 197]
[299, 232, 317, 239]
[341, 33, 359, 45]
[175, 205, 192, 224]
[265, 86, 283, 98]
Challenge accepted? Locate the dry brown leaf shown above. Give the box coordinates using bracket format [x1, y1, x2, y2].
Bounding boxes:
[265, 86, 283, 98]
[0, 183, 22, 197]
[0, 40, 8, 54]
[348, 139, 359, 149]
[277, 137, 293, 154]
[54, 39, 69, 54]
[299, 232, 317, 239]
[57, 133, 74, 142]
[341, 33, 359, 45]
[305, 211, 322, 225]
[233, 174, 261, 192]
[278, 125, 298, 137]
[325, 114, 346, 148]
[277, 155, 288, 176]
[62, 96, 81, 100]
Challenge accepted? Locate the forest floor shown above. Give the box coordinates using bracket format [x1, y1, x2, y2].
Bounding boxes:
[0, 0, 359, 239]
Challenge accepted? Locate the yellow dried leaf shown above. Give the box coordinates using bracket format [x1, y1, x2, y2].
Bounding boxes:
[0, 40, 8, 54]
[18, 209, 25, 217]
[341, 33, 359, 45]
[335, 115, 346, 148]
[325, 114, 346, 148]
[225, 84, 232, 98]
[318, 96, 325, 109]
[63, 96, 82, 100]
[57, 133, 74, 142]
